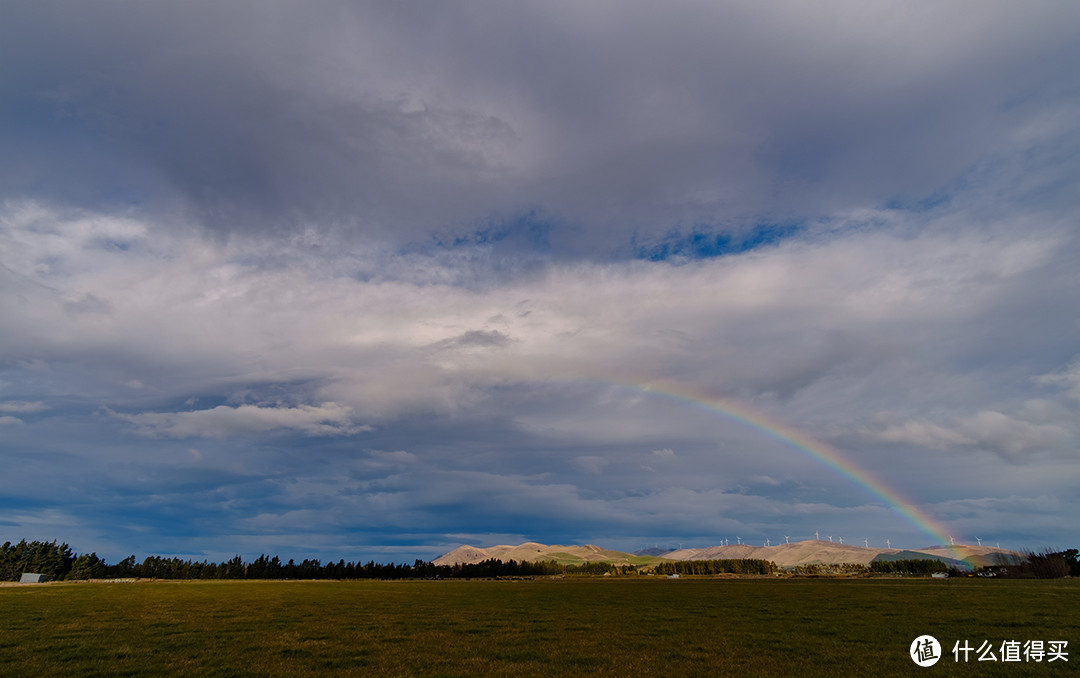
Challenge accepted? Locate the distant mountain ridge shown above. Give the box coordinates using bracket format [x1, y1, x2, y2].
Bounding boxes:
[433, 540, 1023, 569]
[433, 542, 649, 567]
[633, 547, 677, 557]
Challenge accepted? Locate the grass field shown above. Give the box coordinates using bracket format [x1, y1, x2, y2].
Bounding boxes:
[1, 577, 1076, 676]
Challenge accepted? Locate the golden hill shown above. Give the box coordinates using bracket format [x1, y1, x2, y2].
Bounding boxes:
[433, 542, 645, 567]
[433, 540, 1022, 569]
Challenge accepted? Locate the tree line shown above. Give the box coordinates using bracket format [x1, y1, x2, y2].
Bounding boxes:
[1014, 549, 1080, 579]
[792, 560, 947, 575]
[869, 559, 948, 574]
[6, 539, 1078, 581]
[650, 558, 778, 575]
[2, 540, 631, 581]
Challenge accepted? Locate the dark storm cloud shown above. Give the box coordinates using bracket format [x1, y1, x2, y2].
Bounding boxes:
[0, 1, 522, 239]
[4, 1, 1077, 250]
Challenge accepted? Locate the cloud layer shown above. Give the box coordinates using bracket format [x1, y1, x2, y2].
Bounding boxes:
[1, 1, 1078, 561]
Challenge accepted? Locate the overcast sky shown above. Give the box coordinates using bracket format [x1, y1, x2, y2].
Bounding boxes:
[2, 1, 1079, 563]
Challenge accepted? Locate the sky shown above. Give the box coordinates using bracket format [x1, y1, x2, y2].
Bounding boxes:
[1, 1, 1079, 564]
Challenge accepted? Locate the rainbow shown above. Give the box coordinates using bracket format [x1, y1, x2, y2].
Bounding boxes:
[540, 375, 966, 560]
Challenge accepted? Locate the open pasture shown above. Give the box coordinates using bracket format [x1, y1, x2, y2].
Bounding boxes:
[1, 577, 1076, 676]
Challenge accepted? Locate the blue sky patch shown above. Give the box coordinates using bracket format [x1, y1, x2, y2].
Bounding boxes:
[634, 223, 803, 262]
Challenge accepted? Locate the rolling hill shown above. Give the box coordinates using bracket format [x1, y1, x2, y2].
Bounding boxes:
[433, 540, 1023, 569]
[433, 542, 655, 567]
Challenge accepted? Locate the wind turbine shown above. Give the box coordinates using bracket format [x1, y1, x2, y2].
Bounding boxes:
[765, 538, 771, 547]
[827, 535, 833, 542]
[950, 535, 955, 546]
[975, 537, 982, 546]
[784, 535, 790, 544]
[838, 536, 843, 545]
[864, 538, 869, 548]
[815, 530, 820, 541]
[737, 536, 741, 545]
[886, 539, 891, 549]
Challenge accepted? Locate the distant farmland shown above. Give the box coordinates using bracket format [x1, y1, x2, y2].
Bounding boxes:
[2, 578, 1076, 676]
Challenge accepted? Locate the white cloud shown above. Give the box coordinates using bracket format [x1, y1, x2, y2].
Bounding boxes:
[958, 411, 1070, 456]
[0, 415, 23, 426]
[748, 475, 782, 487]
[114, 403, 367, 439]
[363, 449, 418, 470]
[874, 410, 1071, 456]
[3, 201, 1077, 436]
[0, 401, 47, 413]
[877, 419, 976, 451]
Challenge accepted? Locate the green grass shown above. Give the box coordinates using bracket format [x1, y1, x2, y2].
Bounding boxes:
[1, 578, 1077, 676]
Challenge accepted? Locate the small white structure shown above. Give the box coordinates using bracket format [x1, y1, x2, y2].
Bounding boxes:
[20, 573, 46, 583]
[931, 572, 949, 579]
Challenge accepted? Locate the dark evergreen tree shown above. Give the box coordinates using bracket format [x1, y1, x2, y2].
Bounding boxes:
[67, 552, 107, 580]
